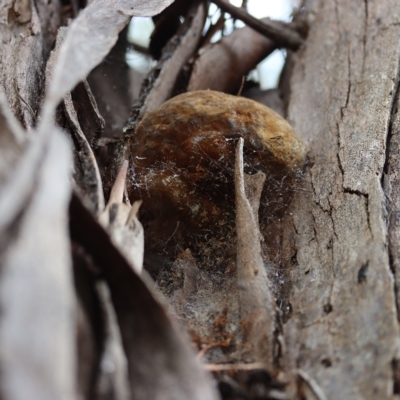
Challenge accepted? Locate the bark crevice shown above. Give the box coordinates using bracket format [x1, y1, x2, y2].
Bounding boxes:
[382, 55, 400, 323]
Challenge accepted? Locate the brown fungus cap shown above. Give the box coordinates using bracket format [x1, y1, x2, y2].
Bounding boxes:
[128, 90, 306, 241]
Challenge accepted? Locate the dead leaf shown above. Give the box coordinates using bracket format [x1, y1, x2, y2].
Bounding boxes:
[42, 0, 176, 123]
[0, 125, 77, 400]
[140, 1, 206, 115]
[70, 193, 220, 400]
[99, 161, 144, 274]
[46, 26, 105, 214]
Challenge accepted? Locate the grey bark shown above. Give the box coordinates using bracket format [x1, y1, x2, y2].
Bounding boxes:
[281, 0, 400, 398]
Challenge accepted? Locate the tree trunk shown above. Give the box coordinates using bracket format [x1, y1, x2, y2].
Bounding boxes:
[282, 0, 400, 398]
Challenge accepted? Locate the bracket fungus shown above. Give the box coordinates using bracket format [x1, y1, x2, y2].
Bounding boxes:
[128, 90, 306, 274]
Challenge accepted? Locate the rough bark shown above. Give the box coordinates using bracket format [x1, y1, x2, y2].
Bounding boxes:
[281, 0, 400, 398]
[0, 0, 62, 130]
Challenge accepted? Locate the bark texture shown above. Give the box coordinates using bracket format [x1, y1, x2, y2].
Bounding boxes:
[282, 0, 400, 398]
[0, 0, 61, 129]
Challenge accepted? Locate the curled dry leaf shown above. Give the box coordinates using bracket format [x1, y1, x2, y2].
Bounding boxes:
[64, 91, 105, 213]
[71, 80, 106, 146]
[73, 240, 131, 400]
[87, 27, 133, 141]
[123, 0, 206, 136]
[138, 1, 206, 115]
[46, 26, 105, 214]
[70, 193, 220, 400]
[0, 120, 76, 400]
[42, 0, 176, 124]
[99, 160, 144, 274]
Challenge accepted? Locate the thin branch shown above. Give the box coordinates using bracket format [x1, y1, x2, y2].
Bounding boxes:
[204, 362, 267, 371]
[297, 369, 329, 400]
[201, 12, 225, 46]
[237, 76, 245, 96]
[164, 221, 180, 245]
[127, 42, 151, 56]
[127, 200, 142, 225]
[13, 83, 36, 122]
[108, 160, 129, 205]
[211, 0, 304, 50]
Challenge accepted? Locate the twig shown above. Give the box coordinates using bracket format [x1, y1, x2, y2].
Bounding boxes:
[197, 343, 226, 360]
[164, 221, 180, 245]
[14, 87, 36, 122]
[237, 76, 245, 96]
[201, 12, 225, 46]
[211, 0, 304, 50]
[108, 160, 129, 205]
[127, 200, 142, 226]
[297, 369, 329, 400]
[127, 42, 151, 56]
[204, 362, 267, 371]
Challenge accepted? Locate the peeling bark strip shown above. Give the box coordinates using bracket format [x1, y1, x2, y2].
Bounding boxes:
[283, 0, 400, 398]
[235, 138, 275, 367]
[0, 128, 76, 400]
